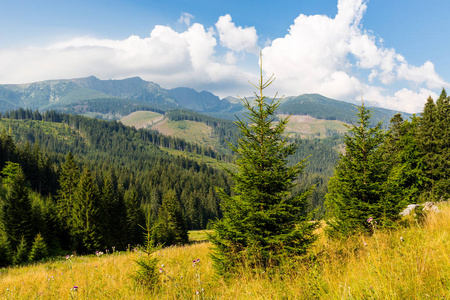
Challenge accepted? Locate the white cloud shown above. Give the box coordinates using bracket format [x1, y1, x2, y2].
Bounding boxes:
[0, 0, 447, 113]
[215, 14, 258, 53]
[262, 0, 448, 112]
[0, 21, 256, 97]
[363, 86, 438, 114]
[177, 13, 194, 27]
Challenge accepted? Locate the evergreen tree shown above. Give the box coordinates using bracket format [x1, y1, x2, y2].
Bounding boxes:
[383, 114, 425, 204]
[0, 233, 11, 267]
[325, 103, 402, 236]
[124, 186, 144, 247]
[153, 189, 188, 246]
[13, 236, 28, 265]
[57, 152, 80, 235]
[1, 162, 34, 250]
[209, 57, 317, 274]
[28, 233, 48, 262]
[430, 89, 450, 198]
[72, 168, 102, 253]
[417, 89, 450, 200]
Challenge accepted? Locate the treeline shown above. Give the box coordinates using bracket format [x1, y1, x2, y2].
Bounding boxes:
[326, 89, 450, 237]
[2, 108, 228, 161]
[46, 98, 168, 118]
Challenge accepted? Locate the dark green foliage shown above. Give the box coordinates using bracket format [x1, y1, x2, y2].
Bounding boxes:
[28, 233, 49, 262]
[210, 63, 317, 274]
[0, 233, 11, 267]
[418, 89, 450, 199]
[153, 190, 188, 246]
[1, 163, 34, 250]
[72, 168, 102, 253]
[13, 236, 28, 265]
[382, 114, 426, 204]
[57, 152, 80, 242]
[325, 103, 404, 236]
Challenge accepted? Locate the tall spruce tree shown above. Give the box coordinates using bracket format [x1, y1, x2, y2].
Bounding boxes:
[72, 168, 102, 253]
[325, 102, 402, 236]
[383, 114, 425, 204]
[153, 189, 188, 246]
[0, 162, 34, 251]
[209, 56, 317, 274]
[57, 152, 80, 236]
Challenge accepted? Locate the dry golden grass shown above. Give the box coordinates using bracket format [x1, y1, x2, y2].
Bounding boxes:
[2, 204, 450, 299]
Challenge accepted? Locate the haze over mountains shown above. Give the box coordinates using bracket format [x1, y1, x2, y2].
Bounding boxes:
[0, 76, 409, 124]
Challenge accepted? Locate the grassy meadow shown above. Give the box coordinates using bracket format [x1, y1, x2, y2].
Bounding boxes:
[119, 111, 165, 129]
[2, 205, 450, 299]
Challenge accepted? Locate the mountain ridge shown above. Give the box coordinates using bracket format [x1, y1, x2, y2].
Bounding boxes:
[0, 76, 410, 124]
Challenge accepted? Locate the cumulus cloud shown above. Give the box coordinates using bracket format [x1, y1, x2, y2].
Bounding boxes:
[0, 0, 447, 112]
[0, 20, 256, 97]
[215, 14, 258, 53]
[262, 0, 448, 112]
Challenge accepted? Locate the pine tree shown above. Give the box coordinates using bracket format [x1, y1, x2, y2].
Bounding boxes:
[209, 55, 317, 274]
[28, 233, 48, 262]
[0, 233, 11, 267]
[13, 236, 28, 265]
[72, 168, 102, 253]
[417, 89, 450, 199]
[153, 189, 188, 246]
[383, 114, 425, 204]
[57, 152, 80, 236]
[1, 162, 34, 250]
[325, 102, 402, 236]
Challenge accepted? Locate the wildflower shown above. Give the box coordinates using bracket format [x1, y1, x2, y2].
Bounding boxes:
[71, 286, 78, 291]
[159, 268, 163, 273]
[196, 291, 199, 295]
[161, 264, 164, 267]
[65, 255, 70, 260]
[400, 236, 404, 242]
[367, 217, 373, 223]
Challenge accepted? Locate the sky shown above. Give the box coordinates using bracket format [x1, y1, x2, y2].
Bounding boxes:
[0, 0, 449, 113]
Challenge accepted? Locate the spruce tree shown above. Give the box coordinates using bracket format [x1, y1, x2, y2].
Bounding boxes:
[383, 114, 425, 204]
[13, 236, 28, 265]
[72, 168, 102, 253]
[28, 233, 48, 262]
[417, 90, 450, 200]
[0, 233, 11, 267]
[325, 103, 402, 236]
[209, 56, 317, 274]
[57, 152, 80, 239]
[1, 162, 34, 250]
[153, 189, 188, 246]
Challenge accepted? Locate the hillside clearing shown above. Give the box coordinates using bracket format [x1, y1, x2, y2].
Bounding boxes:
[279, 114, 347, 138]
[120, 111, 164, 129]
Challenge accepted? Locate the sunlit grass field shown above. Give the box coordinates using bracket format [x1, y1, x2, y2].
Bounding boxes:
[2, 205, 450, 299]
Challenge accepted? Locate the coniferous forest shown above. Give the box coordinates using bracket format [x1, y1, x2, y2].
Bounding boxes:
[0, 88, 449, 273]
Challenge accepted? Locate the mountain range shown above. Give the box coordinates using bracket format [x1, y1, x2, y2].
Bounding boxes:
[0, 76, 409, 124]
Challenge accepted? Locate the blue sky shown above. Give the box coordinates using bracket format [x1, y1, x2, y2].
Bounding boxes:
[1, 0, 449, 112]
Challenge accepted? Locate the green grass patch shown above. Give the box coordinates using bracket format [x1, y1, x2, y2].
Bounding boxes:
[188, 230, 213, 242]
